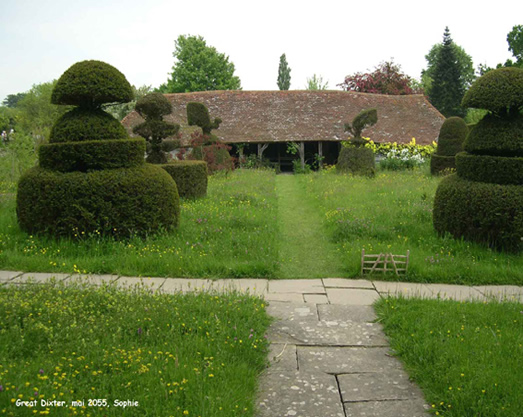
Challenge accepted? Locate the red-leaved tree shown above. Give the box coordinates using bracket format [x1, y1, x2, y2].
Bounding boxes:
[338, 60, 421, 95]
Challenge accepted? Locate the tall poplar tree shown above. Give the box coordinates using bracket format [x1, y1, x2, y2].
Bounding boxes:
[428, 27, 466, 117]
[277, 54, 291, 90]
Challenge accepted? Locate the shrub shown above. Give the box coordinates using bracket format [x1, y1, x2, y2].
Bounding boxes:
[344, 108, 378, 146]
[380, 148, 426, 171]
[187, 102, 222, 134]
[463, 113, 523, 156]
[461, 67, 523, 114]
[133, 93, 180, 164]
[39, 138, 146, 172]
[17, 165, 180, 237]
[188, 131, 233, 174]
[430, 154, 456, 175]
[435, 117, 468, 156]
[161, 161, 208, 198]
[433, 174, 522, 253]
[336, 146, 375, 176]
[51, 60, 133, 108]
[455, 152, 523, 185]
[49, 107, 128, 142]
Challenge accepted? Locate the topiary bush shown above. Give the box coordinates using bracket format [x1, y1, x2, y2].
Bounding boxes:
[187, 102, 222, 134]
[133, 93, 180, 164]
[430, 116, 468, 175]
[433, 67, 523, 252]
[337, 108, 377, 175]
[161, 161, 208, 199]
[17, 60, 180, 238]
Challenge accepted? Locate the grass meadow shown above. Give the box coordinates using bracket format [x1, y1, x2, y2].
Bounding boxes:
[0, 281, 271, 416]
[375, 297, 523, 417]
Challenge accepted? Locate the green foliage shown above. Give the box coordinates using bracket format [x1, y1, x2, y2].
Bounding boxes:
[461, 67, 523, 115]
[39, 138, 146, 172]
[428, 27, 466, 117]
[292, 159, 311, 174]
[436, 117, 468, 156]
[344, 108, 378, 145]
[2, 93, 26, 108]
[161, 160, 208, 198]
[277, 53, 291, 90]
[190, 138, 233, 174]
[336, 146, 375, 176]
[433, 174, 522, 252]
[305, 74, 328, 90]
[507, 24, 523, 64]
[0, 133, 37, 190]
[186, 102, 221, 134]
[16, 165, 180, 238]
[463, 113, 523, 156]
[361, 137, 437, 158]
[456, 152, 523, 185]
[430, 154, 456, 175]
[51, 60, 133, 108]
[103, 85, 153, 121]
[49, 107, 128, 143]
[158, 35, 241, 93]
[133, 93, 180, 164]
[464, 108, 488, 125]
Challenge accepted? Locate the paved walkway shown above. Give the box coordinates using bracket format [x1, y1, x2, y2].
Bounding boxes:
[2, 271, 522, 417]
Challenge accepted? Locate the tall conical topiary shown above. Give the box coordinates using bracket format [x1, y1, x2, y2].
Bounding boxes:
[336, 108, 377, 176]
[16, 60, 180, 237]
[433, 67, 523, 252]
[430, 116, 468, 175]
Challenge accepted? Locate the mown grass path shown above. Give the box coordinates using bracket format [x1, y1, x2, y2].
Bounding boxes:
[276, 174, 345, 278]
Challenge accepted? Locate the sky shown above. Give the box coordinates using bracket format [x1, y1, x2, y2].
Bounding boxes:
[0, 0, 521, 103]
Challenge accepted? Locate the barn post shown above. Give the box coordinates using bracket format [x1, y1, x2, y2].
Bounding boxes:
[258, 143, 269, 160]
[318, 141, 323, 168]
[299, 141, 305, 170]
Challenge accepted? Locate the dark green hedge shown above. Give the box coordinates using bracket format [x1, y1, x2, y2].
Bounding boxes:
[39, 138, 146, 172]
[436, 117, 468, 156]
[336, 147, 375, 176]
[455, 152, 523, 185]
[135, 93, 172, 120]
[50, 108, 128, 143]
[462, 67, 523, 113]
[161, 161, 208, 198]
[430, 154, 456, 175]
[463, 113, 523, 156]
[51, 60, 133, 108]
[16, 165, 179, 237]
[433, 174, 523, 252]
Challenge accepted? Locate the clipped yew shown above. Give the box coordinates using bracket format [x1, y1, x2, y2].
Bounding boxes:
[433, 67, 523, 252]
[337, 108, 377, 176]
[161, 160, 208, 198]
[17, 60, 180, 237]
[430, 116, 468, 174]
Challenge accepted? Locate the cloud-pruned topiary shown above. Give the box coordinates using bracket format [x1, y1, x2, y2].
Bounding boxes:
[430, 116, 468, 175]
[17, 60, 180, 238]
[337, 108, 377, 176]
[187, 102, 222, 135]
[133, 93, 180, 164]
[433, 67, 523, 252]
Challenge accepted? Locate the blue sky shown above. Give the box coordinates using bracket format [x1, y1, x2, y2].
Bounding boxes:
[0, 0, 521, 102]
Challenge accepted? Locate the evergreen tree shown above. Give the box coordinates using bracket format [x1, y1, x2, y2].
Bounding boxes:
[428, 27, 466, 117]
[277, 54, 291, 90]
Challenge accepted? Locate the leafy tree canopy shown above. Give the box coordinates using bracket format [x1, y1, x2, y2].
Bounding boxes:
[305, 74, 328, 90]
[507, 24, 523, 65]
[2, 93, 27, 108]
[158, 35, 241, 93]
[277, 54, 291, 90]
[338, 60, 419, 95]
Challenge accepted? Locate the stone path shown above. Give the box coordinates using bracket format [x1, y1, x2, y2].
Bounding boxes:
[2, 271, 522, 417]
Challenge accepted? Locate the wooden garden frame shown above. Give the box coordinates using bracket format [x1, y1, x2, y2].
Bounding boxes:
[361, 249, 409, 276]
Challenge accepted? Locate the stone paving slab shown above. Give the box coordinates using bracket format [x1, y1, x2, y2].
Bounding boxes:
[338, 371, 423, 402]
[323, 278, 374, 289]
[373, 281, 433, 298]
[159, 278, 214, 293]
[257, 371, 345, 417]
[326, 288, 381, 305]
[267, 343, 298, 372]
[317, 305, 377, 323]
[115, 276, 166, 290]
[474, 285, 523, 300]
[297, 347, 402, 374]
[211, 278, 268, 296]
[304, 294, 329, 304]
[12, 272, 71, 283]
[0, 270, 23, 282]
[269, 279, 325, 294]
[267, 303, 318, 320]
[344, 400, 430, 417]
[67, 274, 119, 286]
[425, 284, 486, 301]
[265, 292, 305, 302]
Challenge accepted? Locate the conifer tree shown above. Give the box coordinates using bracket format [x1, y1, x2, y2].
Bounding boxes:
[429, 27, 466, 117]
[277, 54, 291, 90]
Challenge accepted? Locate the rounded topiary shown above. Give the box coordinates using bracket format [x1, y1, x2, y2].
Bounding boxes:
[17, 165, 179, 237]
[463, 113, 523, 156]
[17, 60, 180, 238]
[135, 92, 172, 119]
[161, 161, 208, 198]
[430, 117, 468, 175]
[433, 174, 522, 252]
[455, 152, 523, 185]
[336, 147, 375, 176]
[51, 60, 133, 108]
[187, 102, 222, 134]
[49, 107, 128, 142]
[462, 67, 523, 114]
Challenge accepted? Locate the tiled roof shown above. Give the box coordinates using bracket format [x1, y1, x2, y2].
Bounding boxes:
[121, 90, 445, 145]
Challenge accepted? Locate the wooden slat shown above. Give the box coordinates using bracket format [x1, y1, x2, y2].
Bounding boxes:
[361, 250, 410, 276]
